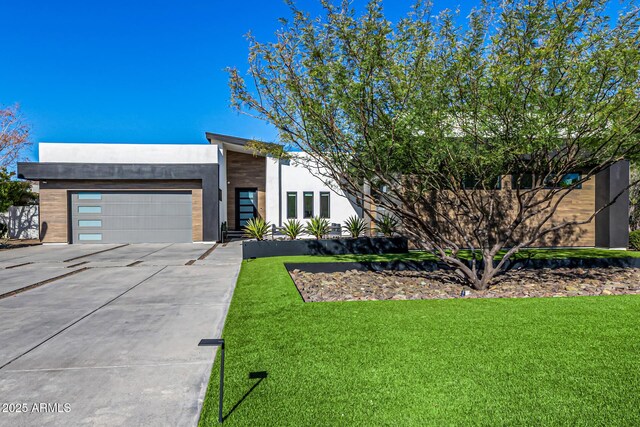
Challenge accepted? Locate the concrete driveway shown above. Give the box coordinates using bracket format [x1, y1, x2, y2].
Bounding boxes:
[0, 242, 241, 426]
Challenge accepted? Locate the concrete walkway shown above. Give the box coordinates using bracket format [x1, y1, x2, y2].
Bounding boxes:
[0, 242, 242, 426]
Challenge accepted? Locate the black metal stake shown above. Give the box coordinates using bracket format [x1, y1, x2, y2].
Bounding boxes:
[218, 341, 224, 423]
[199, 338, 225, 423]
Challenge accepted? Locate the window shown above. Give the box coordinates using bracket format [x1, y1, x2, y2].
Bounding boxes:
[78, 192, 101, 200]
[78, 233, 102, 241]
[286, 192, 297, 219]
[303, 192, 314, 218]
[461, 175, 501, 189]
[78, 220, 102, 227]
[320, 192, 330, 218]
[545, 173, 582, 189]
[78, 206, 102, 214]
[513, 173, 534, 190]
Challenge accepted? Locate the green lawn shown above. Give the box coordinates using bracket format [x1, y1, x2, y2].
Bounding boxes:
[199, 253, 640, 426]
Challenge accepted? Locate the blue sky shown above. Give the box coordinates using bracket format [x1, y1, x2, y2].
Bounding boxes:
[0, 0, 473, 160]
[0, 0, 623, 161]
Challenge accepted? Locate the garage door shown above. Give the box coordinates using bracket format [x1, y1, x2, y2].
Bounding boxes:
[70, 191, 192, 244]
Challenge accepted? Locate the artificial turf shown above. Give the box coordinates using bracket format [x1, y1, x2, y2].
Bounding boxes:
[199, 253, 640, 426]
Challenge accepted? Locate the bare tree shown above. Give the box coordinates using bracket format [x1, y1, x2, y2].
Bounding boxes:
[0, 104, 31, 168]
[228, 0, 640, 289]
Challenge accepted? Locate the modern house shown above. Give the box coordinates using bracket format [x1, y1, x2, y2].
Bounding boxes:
[17, 133, 360, 244]
[17, 132, 630, 248]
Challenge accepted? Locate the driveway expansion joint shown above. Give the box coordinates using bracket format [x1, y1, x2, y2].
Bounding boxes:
[0, 267, 91, 301]
[0, 266, 167, 371]
[63, 243, 129, 262]
[5, 262, 34, 269]
[197, 243, 218, 260]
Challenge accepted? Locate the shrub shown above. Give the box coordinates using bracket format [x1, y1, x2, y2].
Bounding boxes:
[242, 217, 271, 240]
[375, 214, 399, 237]
[280, 219, 303, 240]
[305, 216, 330, 239]
[343, 216, 366, 238]
[630, 230, 640, 251]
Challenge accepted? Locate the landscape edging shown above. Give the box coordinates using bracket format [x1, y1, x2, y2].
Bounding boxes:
[284, 257, 640, 273]
[242, 237, 408, 260]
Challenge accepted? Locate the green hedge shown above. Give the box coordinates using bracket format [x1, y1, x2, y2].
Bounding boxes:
[630, 230, 640, 250]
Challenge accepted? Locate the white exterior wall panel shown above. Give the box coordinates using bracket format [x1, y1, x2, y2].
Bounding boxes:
[265, 154, 360, 228]
[39, 143, 218, 164]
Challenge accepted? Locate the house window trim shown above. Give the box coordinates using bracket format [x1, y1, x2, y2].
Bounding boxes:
[319, 191, 330, 219]
[286, 192, 297, 219]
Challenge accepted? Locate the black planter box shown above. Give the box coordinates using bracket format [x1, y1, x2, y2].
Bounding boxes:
[242, 237, 408, 260]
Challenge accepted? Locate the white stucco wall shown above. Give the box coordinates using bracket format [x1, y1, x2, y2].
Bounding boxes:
[39, 143, 218, 164]
[2, 206, 39, 239]
[265, 153, 360, 228]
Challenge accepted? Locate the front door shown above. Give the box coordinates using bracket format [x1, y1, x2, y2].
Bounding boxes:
[236, 188, 258, 230]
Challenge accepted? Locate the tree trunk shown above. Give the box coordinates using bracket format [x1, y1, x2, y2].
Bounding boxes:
[459, 251, 500, 291]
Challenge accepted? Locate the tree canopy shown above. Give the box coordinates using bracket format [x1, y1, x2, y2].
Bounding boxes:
[229, 0, 640, 288]
[0, 104, 30, 169]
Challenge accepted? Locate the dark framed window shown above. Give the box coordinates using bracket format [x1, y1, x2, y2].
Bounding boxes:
[544, 173, 582, 189]
[461, 175, 501, 190]
[303, 192, 314, 218]
[320, 192, 330, 218]
[286, 192, 297, 219]
[513, 173, 534, 190]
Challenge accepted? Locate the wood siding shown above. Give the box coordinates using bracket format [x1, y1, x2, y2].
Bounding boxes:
[192, 189, 203, 241]
[537, 176, 595, 247]
[226, 151, 266, 230]
[378, 175, 597, 249]
[39, 189, 69, 243]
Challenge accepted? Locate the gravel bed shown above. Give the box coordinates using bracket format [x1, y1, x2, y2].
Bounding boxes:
[288, 267, 640, 302]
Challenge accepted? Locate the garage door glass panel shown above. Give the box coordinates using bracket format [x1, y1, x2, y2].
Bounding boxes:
[78, 233, 102, 241]
[78, 192, 102, 200]
[78, 220, 102, 227]
[78, 206, 102, 214]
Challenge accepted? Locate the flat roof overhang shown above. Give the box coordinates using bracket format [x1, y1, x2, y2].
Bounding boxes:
[17, 162, 216, 181]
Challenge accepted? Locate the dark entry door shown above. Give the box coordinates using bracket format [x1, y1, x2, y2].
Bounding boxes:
[236, 188, 258, 230]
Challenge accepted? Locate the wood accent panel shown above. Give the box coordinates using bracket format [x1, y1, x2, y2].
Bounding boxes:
[538, 176, 596, 247]
[501, 175, 596, 246]
[39, 189, 68, 243]
[226, 151, 266, 230]
[192, 189, 203, 241]
[374, 175, 597, 249]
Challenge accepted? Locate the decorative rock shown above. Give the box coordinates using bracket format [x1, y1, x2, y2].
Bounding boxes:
[291, 266, 640, 302]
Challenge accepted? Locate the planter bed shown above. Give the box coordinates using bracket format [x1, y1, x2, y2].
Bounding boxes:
[242, 236, 408, 260]
[286, 260, 640, 302]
